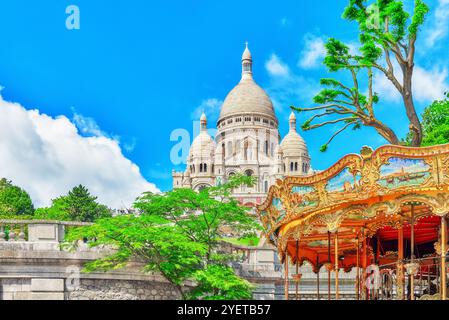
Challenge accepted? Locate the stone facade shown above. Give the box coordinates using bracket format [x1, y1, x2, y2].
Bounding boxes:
[0, 277, 182, 301]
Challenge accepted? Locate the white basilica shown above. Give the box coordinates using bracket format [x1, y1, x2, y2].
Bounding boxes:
[173, 45, 312, 207]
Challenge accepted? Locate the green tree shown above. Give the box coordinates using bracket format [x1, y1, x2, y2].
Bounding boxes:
[188, 265, 253, 300]
[0, 178, 34, 216]
[294, 0, 430, 151]
[36, 185, 111, 222]
[68, 214, 206, 298]
[421, 93, 449, 146]
[66, 175, 258, 300]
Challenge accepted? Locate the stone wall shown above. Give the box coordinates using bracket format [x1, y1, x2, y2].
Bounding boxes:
[67, 279, 181, 300]
[0, 277, 183, 301]
[0, 233, 189, 300]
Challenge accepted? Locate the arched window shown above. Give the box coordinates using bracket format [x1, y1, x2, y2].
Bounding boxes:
[245, 170, 254, 177]
[204, 163, 207, 172]
[264, 141, 269, 156]
[295, 162, 298, 172]
[222, 143, 226, 158]
[290, 162, 294, 172]
[200, 164, 203, 173]
[264, 181, 269, 193]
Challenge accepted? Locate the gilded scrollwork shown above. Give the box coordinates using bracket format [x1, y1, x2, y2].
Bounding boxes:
[315, 210, 345, 233]
[257, 143, 449, 247]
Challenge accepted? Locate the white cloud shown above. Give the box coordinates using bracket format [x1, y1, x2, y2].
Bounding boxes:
[425, 0, 449, 47]
[0, 94, 159, 209]
[190, 98, 223, 122]
[298, 34, 326, 69]
[374, 63, 448, 103]
[265, 54, 290, 77]
[264, 53, 321, 114]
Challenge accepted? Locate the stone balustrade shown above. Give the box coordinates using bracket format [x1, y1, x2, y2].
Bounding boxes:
[0, 219, 92, 242]
[0, 219, 189, 300]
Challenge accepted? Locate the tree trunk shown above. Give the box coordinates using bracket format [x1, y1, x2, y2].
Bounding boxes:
[402, 69, 423, 147]
[367, 119, 400, 145]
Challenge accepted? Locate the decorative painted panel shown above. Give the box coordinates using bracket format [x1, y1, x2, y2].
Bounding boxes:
[379, 158, 430, 189]
[326, 167, 361, 193]
[291, 186, 318, 208]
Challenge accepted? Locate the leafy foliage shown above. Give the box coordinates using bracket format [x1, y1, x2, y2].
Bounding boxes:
[36, 185, 111, 222]
[66, 174, 260, 300]
[421, 93, 449, 146]
[0, 178, 34, 216]
[188, 265, 254, 300]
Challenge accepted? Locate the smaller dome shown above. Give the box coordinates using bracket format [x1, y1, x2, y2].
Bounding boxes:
[281, 132, 308, 157]
[280, 113, 309, 158]
[189, 113, 215, 160]
[189, 131, 215, 159]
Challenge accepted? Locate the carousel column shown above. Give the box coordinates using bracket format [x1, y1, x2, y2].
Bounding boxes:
[295, 241, 300, 301]
[284, 247, 290, 301]
[356, 235, 360, 300]
[362, 230, 368, 300]
[397, 222, 405, 300]
[317, 256, 321, 300]
[441, 215, 447, 300]
[334, 231, 340, 300]
[410, 205, 416, 300]
[327, 231, 331, 300]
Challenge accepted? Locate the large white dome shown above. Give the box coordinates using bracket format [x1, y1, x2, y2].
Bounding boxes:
[219, 78, 276, 121]
[218, 44, 277, 123]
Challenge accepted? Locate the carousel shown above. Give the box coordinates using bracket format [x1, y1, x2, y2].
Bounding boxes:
[257, 144, 449, 300]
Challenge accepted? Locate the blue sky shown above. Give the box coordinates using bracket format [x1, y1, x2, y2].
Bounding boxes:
[0, 0, 448, 206]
